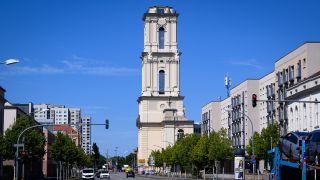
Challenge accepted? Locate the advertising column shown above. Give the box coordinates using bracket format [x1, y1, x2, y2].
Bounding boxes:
[234, 148, 245, 180]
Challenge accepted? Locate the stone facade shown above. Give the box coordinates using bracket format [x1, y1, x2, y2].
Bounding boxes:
[137, 6, 194, 171]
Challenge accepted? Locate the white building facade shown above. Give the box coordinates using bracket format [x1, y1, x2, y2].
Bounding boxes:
[137, 6, 194, 171]
[81, 117, 92, 155]
[286, 72, 320, 132]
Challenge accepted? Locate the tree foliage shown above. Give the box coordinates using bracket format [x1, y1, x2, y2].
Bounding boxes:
[0, 115, 45, 160]
[246, 122, 280, 160]
[50, 132, 91, 167]
[150, 128, 233, 173]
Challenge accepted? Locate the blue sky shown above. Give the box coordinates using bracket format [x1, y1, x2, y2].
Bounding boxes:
[1, 0, 320, 157]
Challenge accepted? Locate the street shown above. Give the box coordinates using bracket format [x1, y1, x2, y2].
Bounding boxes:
[86, 172, 190, 180]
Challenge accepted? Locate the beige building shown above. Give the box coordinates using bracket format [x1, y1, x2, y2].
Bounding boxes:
[275, 42, 320, 134]
[229, 80, 260, 148]
[136, 6, 194, 171]
[286, 71, 320, 132]
[258, 72, 276, 130]
[201, 101, 220, 134]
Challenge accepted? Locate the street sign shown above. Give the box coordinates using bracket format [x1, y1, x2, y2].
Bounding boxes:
[13, 144, 24, 148]
[252, 159, 256, 164]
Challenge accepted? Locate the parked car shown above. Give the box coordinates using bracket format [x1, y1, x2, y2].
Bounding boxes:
[306, 130, 320, 163]
[279, 131, 309, 161]
[82, 168, 95, 180]
[99, 170, 110, 179]
[127, 170, 135, 178]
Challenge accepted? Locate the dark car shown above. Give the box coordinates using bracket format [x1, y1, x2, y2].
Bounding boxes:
[306, 130, 320, 163]
[279, 131, 309, 161]
[127, 170, 135, 178]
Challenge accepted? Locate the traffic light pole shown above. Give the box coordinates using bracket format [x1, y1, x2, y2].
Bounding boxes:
[257, 99, 320, 104]
[15, 122, 109, 180]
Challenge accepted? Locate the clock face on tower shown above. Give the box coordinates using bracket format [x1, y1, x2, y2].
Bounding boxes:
[158, 18, 166, 26]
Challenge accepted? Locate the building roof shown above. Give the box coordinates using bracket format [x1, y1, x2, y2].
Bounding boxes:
[275, 41, 320, 63]
[54, 125, 77, 134]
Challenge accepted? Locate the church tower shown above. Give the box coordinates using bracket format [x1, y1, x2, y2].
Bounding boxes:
[137, 6, 194, 170]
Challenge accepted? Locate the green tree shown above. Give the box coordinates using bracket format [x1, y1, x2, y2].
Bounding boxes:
[207, 128, 234, 171]
[246, 123, 279, 161]
[1, 115, 45, 160]
[191, 134, 209, 170]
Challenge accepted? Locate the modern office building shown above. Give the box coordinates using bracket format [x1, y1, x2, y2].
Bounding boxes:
[136, 6, 194, 171]
[81, 117, 91, 155]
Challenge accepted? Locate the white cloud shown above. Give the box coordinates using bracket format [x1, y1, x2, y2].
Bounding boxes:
[227, 59, 263, 69]
[2, 56, 138, 76]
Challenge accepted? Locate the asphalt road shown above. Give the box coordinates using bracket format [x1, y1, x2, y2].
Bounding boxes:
[92, 172, 190, 180]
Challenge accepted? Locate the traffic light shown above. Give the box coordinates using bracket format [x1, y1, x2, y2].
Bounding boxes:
[20, 150, 28, 163]
[252, 94, 257, 107]
[105, 119, 109, 129]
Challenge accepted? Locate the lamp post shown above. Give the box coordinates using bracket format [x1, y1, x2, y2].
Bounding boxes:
[225, 108, 255, 180]
[0, 58, 19, 180]
[0, 59, 19, 65]
[15, 108, 49, 180]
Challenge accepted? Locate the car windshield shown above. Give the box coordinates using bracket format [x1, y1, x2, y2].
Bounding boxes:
[83, 169, 93, 173]
[101, 171, 108, 173]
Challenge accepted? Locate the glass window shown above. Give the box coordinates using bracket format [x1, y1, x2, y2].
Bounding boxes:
[287, 133, 298, 144]
[159, 70, 165, 94]
[159, 27, 165, 49]
[177, 129, 184, 140]
[157, 8, 165, 14]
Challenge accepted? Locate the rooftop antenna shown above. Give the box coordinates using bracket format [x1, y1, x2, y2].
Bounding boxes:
[225, 74, 231, 97]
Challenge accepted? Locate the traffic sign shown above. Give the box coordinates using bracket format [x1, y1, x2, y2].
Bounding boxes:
[252, 159, 256, 164]
[13, 144, 24, 148]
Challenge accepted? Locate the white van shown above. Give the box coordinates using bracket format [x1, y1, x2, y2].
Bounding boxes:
[82, 168, 95, 180]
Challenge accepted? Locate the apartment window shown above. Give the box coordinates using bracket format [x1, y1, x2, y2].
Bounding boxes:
[157, 8, 165, 14]
[159, 70, 165, 94]
[159, 27, 165, 49]
[316, 99, 319, 128]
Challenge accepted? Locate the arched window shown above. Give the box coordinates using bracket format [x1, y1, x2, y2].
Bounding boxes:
[159, 70, 165, 94]
[159, 27, 165, 49]
[177, 129, 184, 140]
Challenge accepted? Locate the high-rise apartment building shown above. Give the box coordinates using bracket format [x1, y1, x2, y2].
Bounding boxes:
[81, 117, 91, 155]
[69, 108, 81, 129]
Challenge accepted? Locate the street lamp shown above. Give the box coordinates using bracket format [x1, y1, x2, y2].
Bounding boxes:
[0, 59, 19, 65]
[225, 107, 255, 180]
[15, 108, 49, 180]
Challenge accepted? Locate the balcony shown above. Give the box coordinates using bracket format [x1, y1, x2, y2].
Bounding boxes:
[297, 60, 302, 79]
[289, 67, 294, 81]
[283, 70, 289, 85]
[278, 73, 283, 87]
